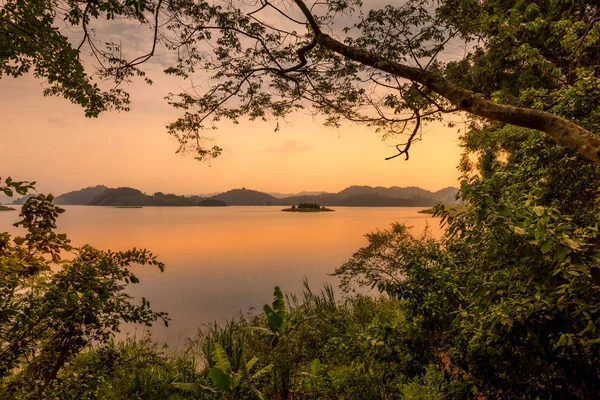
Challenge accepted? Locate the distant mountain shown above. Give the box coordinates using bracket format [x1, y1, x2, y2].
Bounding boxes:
[336, 185, 458, 203]
[212, 189, 279, 205]
[88, 187, 155, 206]
[278, 185, 459, 207]
[152, 192, 203, 206]
[88, 187, 199, 207]
[268, 191, 328, 199]
[12, 185, 110, 205]
[12, 194, 38, 205]
[54, 185, 108, 205]
[432, 187, 460, 205]
[30, 184, 459, 207]
[334, 194, 425, 207]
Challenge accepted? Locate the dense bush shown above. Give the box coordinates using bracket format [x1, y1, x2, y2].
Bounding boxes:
[297, 203, 322, 210]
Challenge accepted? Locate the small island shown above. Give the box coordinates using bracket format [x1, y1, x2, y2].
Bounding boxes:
[282, 202, 334, 212]
[115, 206, 143, 209]
[0, 205, 16, 211]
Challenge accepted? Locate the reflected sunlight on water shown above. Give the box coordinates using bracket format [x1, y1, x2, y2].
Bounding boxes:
[0, 206, 444, 345]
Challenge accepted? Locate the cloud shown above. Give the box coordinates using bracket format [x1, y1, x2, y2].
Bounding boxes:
[263, 140, 316, 153]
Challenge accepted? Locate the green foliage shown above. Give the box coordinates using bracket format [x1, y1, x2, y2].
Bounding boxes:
[0, 0, 154, 117]
[0, 177, 35, 197]
[55, 335, 198, 399]
[332, 127, 600, 398]
[262, 286, 288, 345]
[0, 177, 168, 399]
[173, 343, 271, 398]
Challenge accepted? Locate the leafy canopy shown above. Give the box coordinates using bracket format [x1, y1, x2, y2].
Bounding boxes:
[2, 0, 600, 162]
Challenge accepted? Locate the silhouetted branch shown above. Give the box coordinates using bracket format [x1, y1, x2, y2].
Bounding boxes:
[386, 108, 421, 161]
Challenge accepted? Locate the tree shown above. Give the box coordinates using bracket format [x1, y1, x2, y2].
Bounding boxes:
[0, 177, 168, 397]
[2, 0, 600, 164]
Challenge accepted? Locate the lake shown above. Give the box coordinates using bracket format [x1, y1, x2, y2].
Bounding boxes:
[0, 206, 444, 345]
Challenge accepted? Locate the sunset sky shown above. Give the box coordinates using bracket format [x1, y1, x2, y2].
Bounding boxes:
[1, 1, 466, 198]
[1, 75, 464, 197]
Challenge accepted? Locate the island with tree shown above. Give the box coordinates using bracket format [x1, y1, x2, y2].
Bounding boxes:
[282, 202, 334, 212]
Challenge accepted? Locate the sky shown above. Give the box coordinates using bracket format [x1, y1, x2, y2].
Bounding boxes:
[0, 1, 465, 197]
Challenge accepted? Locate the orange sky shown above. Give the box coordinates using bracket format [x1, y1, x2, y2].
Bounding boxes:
[1, 66, 464, 198]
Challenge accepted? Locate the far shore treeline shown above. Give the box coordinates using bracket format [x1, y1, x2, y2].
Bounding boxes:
[8, 185, 459, 208]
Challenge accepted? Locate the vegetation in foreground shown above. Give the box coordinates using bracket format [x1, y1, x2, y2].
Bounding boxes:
[3, 156, 600, 399]
[7, 283, 462, 400]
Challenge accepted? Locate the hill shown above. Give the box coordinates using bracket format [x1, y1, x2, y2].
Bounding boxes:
[334, 185, 459, 205]
[12, 194, 38, 205]
[20, 184, 459, 207]
[211, 189, 278, 205]
[88, 187, 156, 206]
[88, 188, 199, 206]
[268, 191, 327, 198]
[54, 185, 108, 205]
[278, 185, 458, 207]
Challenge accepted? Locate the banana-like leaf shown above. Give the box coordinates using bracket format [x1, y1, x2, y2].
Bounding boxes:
[251, 364, 273, 380]
[264, 304, 283, 332]
[211, 343, 232, 374]
[272, 286, 287, 329]
[245, 356, 259, 373]
[233, 374, 242, 389]
[172, 382, 217, 393]
[251, 388, 266, 400]
[244, 326, 276, 336]
[209, 366, 233, 392]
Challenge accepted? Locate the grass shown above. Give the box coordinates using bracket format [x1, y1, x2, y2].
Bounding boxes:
[11, 281, 459, 400]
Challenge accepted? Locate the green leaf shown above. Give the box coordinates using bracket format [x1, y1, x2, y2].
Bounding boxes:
[211, 343, 232, 374]
[311, 358, 323, 375]
[251, 364, 273, 380]
[172, 382, 217, 393]
[264, 305, 284, 331]
[209, 366, 233, 392]
[245, 356, 259, 373]
[539, 239, 553, 253]
[272, 286, 287, 318]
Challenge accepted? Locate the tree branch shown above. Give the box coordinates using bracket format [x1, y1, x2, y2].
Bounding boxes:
[288, 0, 600, 166]
[315, 33, 600, 166]
[385, 108, 421, 161]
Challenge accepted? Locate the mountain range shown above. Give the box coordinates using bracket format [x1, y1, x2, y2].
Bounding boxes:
[11, 185, 460, 207]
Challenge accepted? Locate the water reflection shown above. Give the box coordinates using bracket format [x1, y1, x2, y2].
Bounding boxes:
[0, 206, 444, 344]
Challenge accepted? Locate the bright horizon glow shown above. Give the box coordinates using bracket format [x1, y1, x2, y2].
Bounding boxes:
[1, 72, 464, 197]
[1, 0, 468, 200]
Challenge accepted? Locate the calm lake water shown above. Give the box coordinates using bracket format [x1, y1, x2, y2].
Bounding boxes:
[0, 206, 443, 345]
